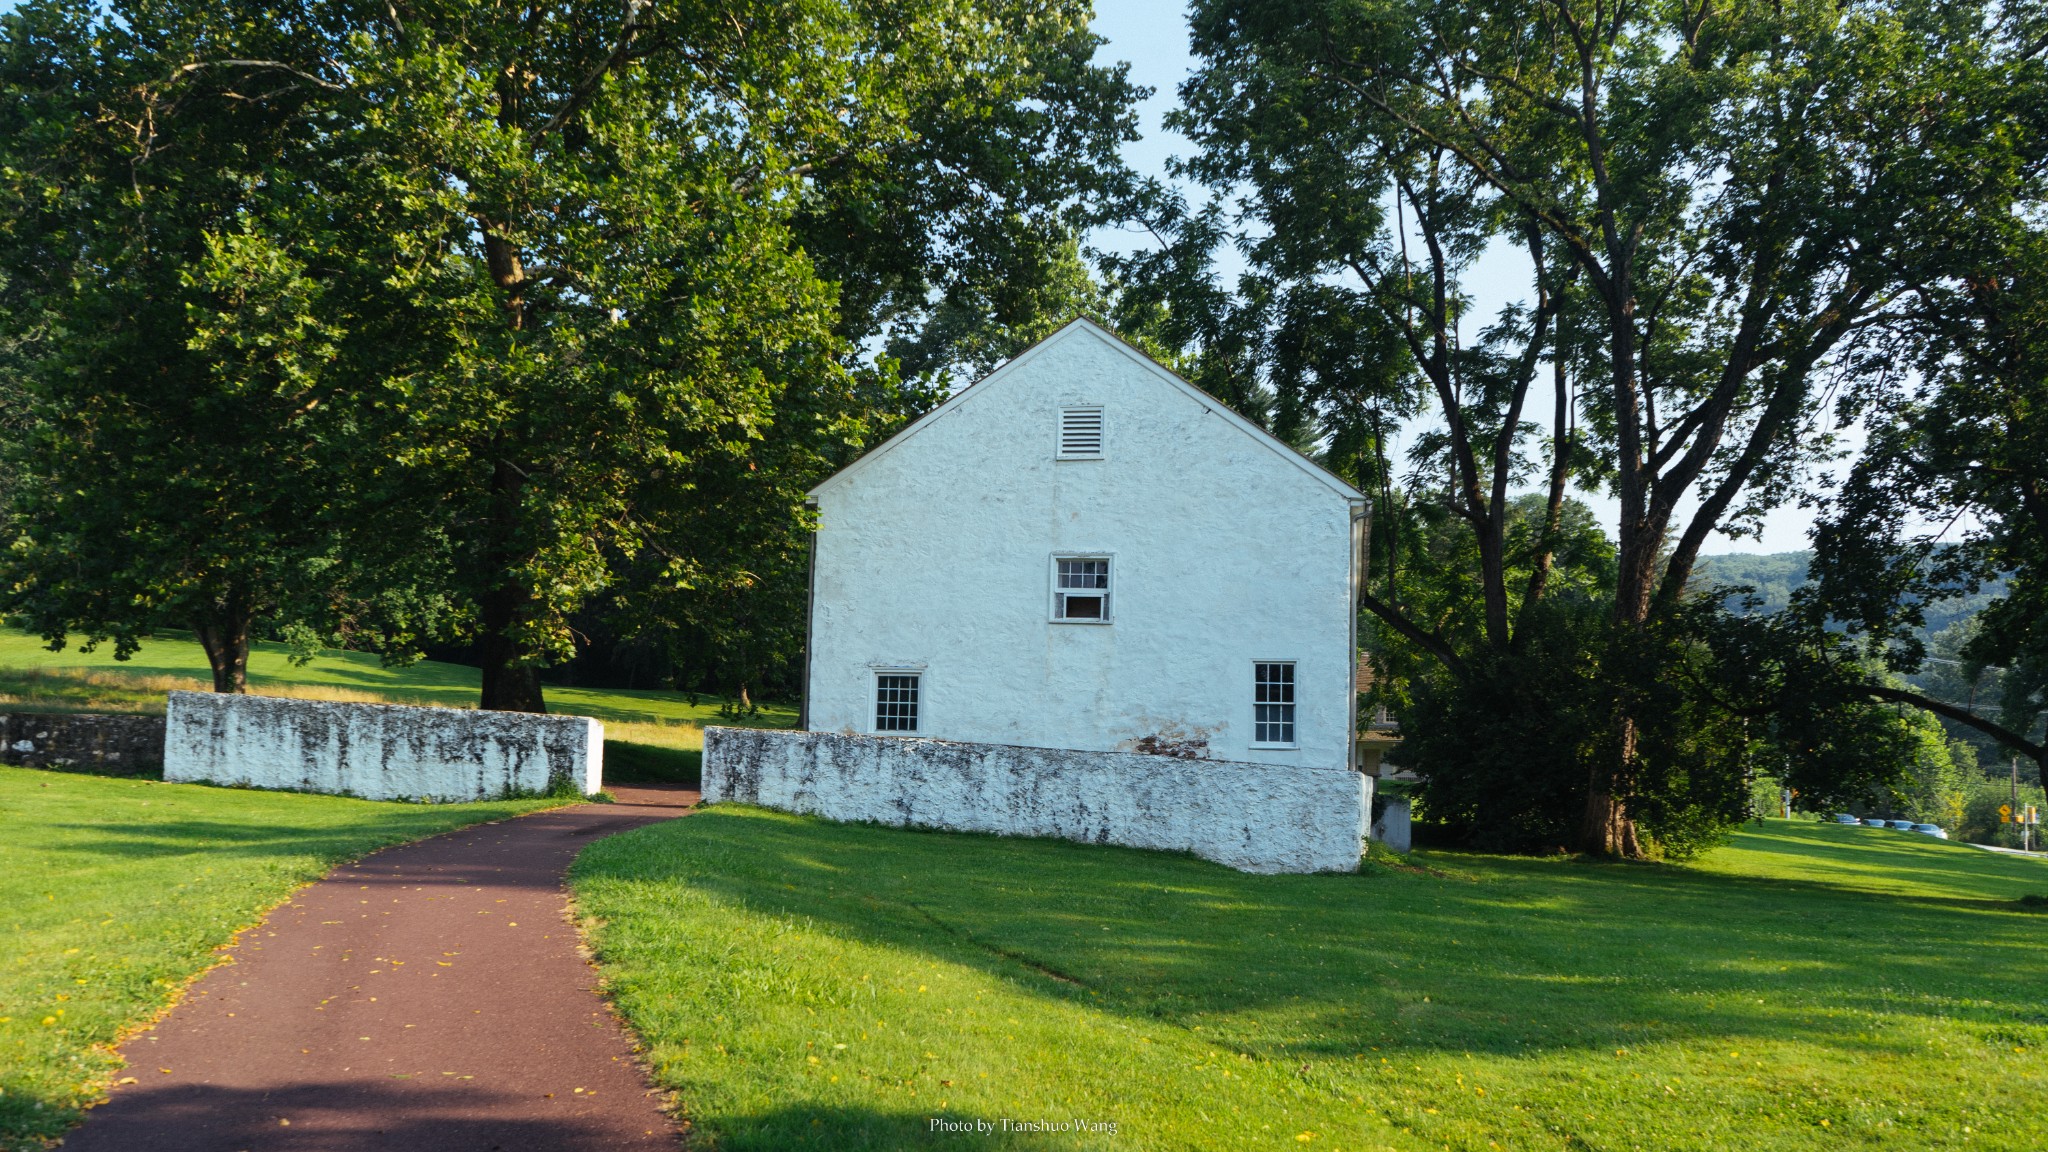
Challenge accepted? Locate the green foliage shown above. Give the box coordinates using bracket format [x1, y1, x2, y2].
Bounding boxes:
[1809, 212, 2048, 767]
[1401, 596, 1937, 857]
[0, 0, 1142, 709]
[0, 0, 388, 690]
[1897, 718, 1971, 830]
[571, 805, 2048, 1150]
[1145, 0, 2048, 856]
[1960, 778, 2048, 849]
[1398, 594, 1612, 853]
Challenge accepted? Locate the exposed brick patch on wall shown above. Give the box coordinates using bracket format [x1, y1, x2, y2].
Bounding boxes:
[0, 712, 167, 777]
[703, 726, 1367, 874]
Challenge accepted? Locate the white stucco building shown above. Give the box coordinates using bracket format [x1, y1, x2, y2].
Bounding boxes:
[803, 318, 1368, 770]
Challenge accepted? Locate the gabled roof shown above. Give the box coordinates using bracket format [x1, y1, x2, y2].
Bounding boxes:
[809, 317, 1367, 502]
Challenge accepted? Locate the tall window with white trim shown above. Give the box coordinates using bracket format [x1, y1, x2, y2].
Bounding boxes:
[874, 673, 920, 732]
[1052, 557, 1112, 621]
[1058, 406, 1103, 458]
[1254, 662, 1296, 746]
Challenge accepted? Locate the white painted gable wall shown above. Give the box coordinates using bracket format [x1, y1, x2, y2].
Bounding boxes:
[806, 321, 1363, 769]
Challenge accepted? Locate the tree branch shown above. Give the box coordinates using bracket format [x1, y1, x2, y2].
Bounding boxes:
[1360, 590, 1467, 676]
[1865, 685, 2043, 762]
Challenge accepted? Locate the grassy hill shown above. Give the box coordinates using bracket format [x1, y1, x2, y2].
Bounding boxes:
[1693, 550, 2004, 636]
[573, 809, 2048, 1151]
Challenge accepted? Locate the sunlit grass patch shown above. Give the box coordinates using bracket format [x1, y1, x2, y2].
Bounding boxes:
[0, 767, 564, 1150]
[0, 626, 799, 729]
[572, 810, 2048, 1151]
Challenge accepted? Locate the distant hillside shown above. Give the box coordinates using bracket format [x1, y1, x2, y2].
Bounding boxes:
[1691, 552, 1811, 615]
[1692, 550, 2003, 636]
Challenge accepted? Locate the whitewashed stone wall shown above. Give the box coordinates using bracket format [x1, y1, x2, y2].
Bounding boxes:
[164, 692, 603, 801]
[704, 727, 1367, 874]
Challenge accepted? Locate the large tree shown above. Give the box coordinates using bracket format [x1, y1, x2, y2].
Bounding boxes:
[0, 0, 403, 690]
[1165, 0, 2045, 853]
[0, 0, 1140, 709]
[1810, 214, 2048, 781]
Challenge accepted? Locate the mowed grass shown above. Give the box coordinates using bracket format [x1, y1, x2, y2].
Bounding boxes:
[571, 811, 2048, 1151]
[0, 768, 565, 1150]
[0, 627, 798, 730]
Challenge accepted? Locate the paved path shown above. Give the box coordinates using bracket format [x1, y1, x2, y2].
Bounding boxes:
[67, 784, 696, 1152]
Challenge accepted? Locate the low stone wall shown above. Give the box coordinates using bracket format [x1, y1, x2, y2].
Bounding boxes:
[0, 712, 167, 776]
[703, 728, 1367, 874]
[164, 692, 603, 801]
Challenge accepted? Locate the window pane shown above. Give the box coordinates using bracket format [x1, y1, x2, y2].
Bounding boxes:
[1254, 664, 1296, 743]
[876, 674, 920, 732]
[1058, 559, 1109, 589]
[1054, 558, 1112, 619]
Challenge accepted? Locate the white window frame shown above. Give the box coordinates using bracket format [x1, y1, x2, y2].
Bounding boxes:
[872, 669, 922, 734]
[1049, 553, 1114, 624]
[1056, 404, 1105, 460]
[1251, 661, 1298, 749]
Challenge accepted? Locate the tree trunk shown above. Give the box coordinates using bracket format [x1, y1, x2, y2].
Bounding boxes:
[478, 584, 547, 713]
[1580, 788, 1641, 856]
[476, 458, 547, 713]
[193, 604, 251, 694]
[1592, 273, 1653, 857]
[1580, 717, 1644, 856]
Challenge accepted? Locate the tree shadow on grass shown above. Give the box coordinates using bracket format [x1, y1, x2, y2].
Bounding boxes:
[43, 1080, 1069, 1152]
[40, 814, 516, 862]
[55, 1077, 676, 1152]
[576, 807, 2048, 1066]
[604, 741, 702, 787]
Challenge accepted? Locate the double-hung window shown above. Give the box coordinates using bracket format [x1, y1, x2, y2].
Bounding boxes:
[874, 673, 920, 733]
[1253, 662, 1296, 747]
[1052, 556, 1112, 622]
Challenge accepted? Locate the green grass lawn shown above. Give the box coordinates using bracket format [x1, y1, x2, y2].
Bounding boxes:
[0, 626, 797, 728]
[0, 767, 566, 1151]
[571, 811, 2048, 1152]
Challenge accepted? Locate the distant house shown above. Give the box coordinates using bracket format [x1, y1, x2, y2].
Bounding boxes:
[802, 318, 1368, 770]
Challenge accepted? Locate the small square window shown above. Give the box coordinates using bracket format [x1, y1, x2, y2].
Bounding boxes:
[1254, 662, 1296, 746]
[1053, 556, 1111, 622]
[1058, 406, 1103, 458]
[875, 673, 920, 732]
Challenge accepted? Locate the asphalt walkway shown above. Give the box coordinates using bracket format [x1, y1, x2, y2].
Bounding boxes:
[66, 783, 695, 1152]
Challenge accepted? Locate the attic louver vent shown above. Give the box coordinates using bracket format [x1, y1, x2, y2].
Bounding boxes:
[1058, 406, 1104, 458]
